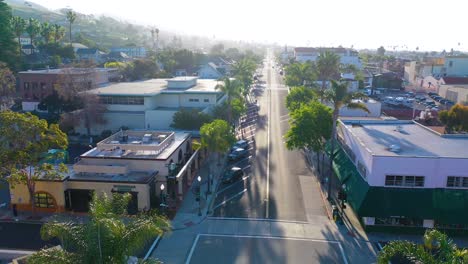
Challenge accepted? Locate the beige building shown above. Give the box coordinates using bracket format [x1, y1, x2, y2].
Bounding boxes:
[10, 130, 202, 214]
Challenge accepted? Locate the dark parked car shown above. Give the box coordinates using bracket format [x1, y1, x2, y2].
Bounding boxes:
[222, 166, 244, 184]
[231, 140, 249, 152]
[228, 148, 249, 161]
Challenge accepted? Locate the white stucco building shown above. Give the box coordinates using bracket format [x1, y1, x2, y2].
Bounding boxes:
[293, 47, 362, 68]
[75, 77, 226, 135]
[332, 119, 468, 230]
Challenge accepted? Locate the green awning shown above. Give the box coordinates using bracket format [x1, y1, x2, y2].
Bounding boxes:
[326, 142, 468, 224]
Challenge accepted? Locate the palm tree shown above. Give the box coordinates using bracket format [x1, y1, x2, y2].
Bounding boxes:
[284, 62, 316, 87]
[378, 229, 468, 264]
[231, 58, 257, 101]
[10, 16, 26, 66]
[40, 22, 53, 45]
[324, 80, 369, 198]
[316, 51, 341, 102]
[26, 18, 40, 55]
[29, 192, 170, 264]
[215, 77, 241, 124]
[53, 24, 65, 44]
[66, 10, 77, 45]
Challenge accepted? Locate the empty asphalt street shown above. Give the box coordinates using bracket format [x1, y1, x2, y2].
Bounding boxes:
[212, 51, 325, 222]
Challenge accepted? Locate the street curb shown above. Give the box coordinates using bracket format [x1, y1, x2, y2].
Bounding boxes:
[0, 219, 44, 224]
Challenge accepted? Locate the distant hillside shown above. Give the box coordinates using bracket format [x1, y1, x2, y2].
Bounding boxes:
[6, 0, 153, 51]
[5, 0, 265, 54]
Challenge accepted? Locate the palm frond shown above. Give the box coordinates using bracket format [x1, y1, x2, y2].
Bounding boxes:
[345, 102, 370, 113]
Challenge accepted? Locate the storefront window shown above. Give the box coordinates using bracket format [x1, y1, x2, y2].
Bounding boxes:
[375, 217, 423, 227]
[34, 192, 56, 208]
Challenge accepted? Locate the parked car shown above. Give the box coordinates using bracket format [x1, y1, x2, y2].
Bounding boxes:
[228, 148, 249, 161]
[231, 140, 249, 152]
[428, 92, 438, 96]
[222, 166, 244, 184]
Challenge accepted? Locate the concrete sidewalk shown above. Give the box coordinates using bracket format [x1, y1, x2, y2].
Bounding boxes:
[170, 153, 226, 230]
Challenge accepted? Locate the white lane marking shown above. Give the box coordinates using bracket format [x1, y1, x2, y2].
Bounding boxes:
[213, 189, 247, 210]
[266, 72, 271, 219]
[185, 234, 201, 264]
[188, 234, 348, 264]
[216, 175, 252, 194]
[197, 233, 343, 244]
[144, 235, 161, 260]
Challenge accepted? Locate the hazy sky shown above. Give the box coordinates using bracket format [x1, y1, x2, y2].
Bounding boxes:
[28, 0, 468, 51]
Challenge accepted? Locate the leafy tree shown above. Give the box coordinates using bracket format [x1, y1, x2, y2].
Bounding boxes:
[215, 77, 242, 123]
[324, 80, 369, 198]
[0, 111, 68, 214]
[439, 104, 468, 133]
[0, 63, 16, 110]
[378, 229, 468, 264]
[171, 108, 213, 130]
[54, 69, 107, 136]
[200, 119, 236, 163]
[10, 16, 26, 67]
[66, 10, 77, 44]
[285, 101, 332, 173]
[284, 62, 316, 87]
[53, 24, 65, 44]
[0, 0, 17, 69]
[285, 86, 317, 112]
[231, 97, 247, 121]
[316, 51, 341, 101]
[40, 22, 53, 45]
[28, 192, 170, 264]
[377, 46, 386, 56]
[210, 43, 224, 56]
[26, 18, 40, 54]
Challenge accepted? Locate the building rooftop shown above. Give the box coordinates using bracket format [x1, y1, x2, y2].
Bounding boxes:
[69, 170, 156, 183]
[18, 68, 115, 75]
[89, 78, 221, 96]
[342, 121, 468, 158]
[81, 130, 190, 160]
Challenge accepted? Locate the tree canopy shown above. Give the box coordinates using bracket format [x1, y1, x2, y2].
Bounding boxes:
[284, 62, 316, 87]
[171, 108, 213, 130]
[377, 229, 468, 264]
[285, 101, 332, 153]
[200, 119, 236, 155]
[439, 104, 468, 133]
[285, 86, 317, 112]
[0, 111, 68, 213]
[0, 0, 18, 69]
[29, 192, 170, 264]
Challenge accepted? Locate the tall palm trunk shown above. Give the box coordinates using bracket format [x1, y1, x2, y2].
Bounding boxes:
[321, 80, 326, 103]
[227, 96, 232, 124]
[30, 36, 33, 55]
[17, 37, 22, 68]
[328, 107, 339, 199]
[69, 23, 72, 44]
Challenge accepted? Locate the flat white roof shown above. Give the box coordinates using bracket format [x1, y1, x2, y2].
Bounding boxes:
[89, 78, 221, 96]
[343, 121, 468, 158]
[82, 131, 190, 160]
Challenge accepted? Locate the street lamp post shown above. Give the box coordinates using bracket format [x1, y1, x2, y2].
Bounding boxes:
[197, 176, 202, 216]
[160, 183, 166, 214]
[206, 173, 212, 195]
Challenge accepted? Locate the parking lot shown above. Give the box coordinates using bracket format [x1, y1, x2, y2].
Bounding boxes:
[186, 234, 348, 264]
